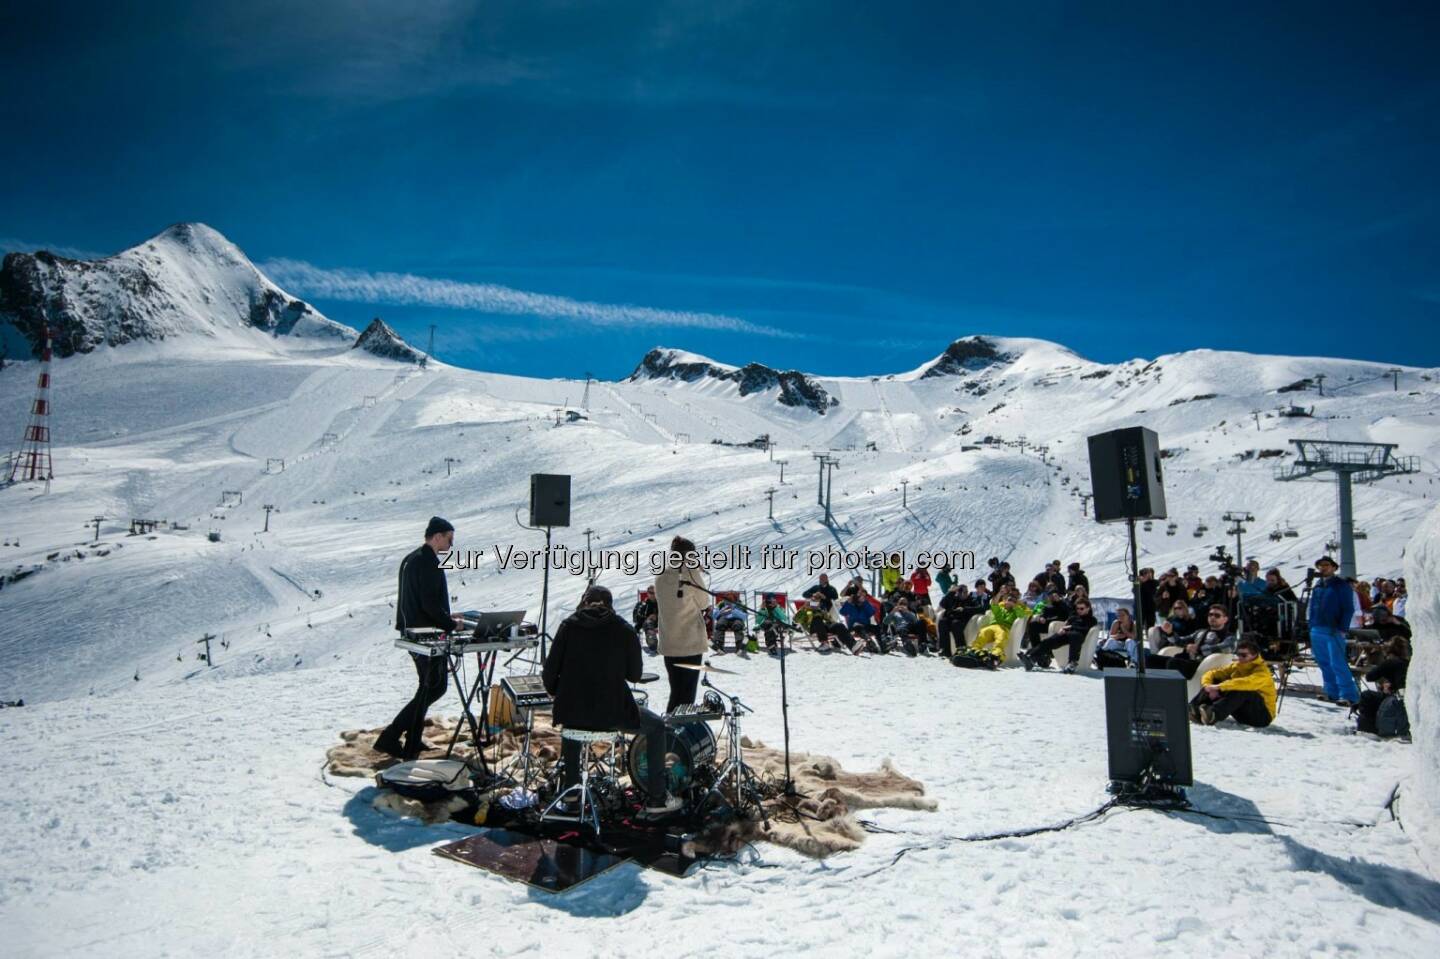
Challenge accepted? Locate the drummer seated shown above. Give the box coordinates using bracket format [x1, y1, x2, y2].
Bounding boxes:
[543, 585, 682, 817]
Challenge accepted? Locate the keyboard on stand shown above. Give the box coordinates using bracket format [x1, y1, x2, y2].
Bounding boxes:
[394, 635, 539, 658]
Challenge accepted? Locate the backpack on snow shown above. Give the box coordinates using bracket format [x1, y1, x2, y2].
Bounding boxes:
[1376, 694, 1410, 739]
[952, 650, 1000, 670]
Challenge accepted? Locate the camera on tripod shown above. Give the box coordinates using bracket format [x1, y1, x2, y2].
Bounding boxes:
[1208, 545, 1233, 567]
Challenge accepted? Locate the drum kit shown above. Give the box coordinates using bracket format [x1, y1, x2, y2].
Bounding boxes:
[500, 661, 773, 833]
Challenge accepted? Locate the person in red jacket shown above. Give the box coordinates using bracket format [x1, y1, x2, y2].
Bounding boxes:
[910, 564, 933, 608]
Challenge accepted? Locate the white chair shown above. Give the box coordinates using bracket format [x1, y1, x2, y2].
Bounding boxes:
[963, 615, 982, 650]
[1002, 617, 1029, 667]
[1158, 645, 1183, 657]
[541, 728, 622, 837]
[1188, 653, 1236, 701]
[1054, 625, 1103, 672]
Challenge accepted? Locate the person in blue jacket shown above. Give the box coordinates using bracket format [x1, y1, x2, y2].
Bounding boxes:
[1308, 555, 1359, 705]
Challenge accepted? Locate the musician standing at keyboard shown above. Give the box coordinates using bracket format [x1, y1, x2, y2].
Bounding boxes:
[543, 585, 683, 816]
[375, 517, 462, 760]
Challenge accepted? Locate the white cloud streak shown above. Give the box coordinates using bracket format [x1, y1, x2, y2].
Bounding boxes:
[261, 258, 801, 338]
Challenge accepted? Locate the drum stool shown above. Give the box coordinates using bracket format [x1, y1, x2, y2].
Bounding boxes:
[541, 728, 623, 837]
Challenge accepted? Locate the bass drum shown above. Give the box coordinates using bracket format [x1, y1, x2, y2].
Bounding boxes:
[627, 723, 717, 800]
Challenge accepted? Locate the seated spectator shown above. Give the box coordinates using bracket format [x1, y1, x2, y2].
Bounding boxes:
[1394, 579, 1408, 618]
[1189, 575, 1221, 612]
[883, 598, 927, 655]
[801, 573, 839, 612]
[1369, 605, 1412, 643]
[1147, 605, 1236, 679]
[1155, 569, 1188, 615]
[1067, 562, 1089, 593]
[989, 560, 1016, 593]
[1236, 560, 1266, 603]
[710, 599, 748, 653]
[808, 615, 862, 654]
[1190, 638, 1275, 727]
[1166, 599, 1196, 634]
[1356, 637, 1410, 736]
[1375, 578, 1399, 612]
[937, 582, 985, 656]
[1096, 607, 1139, 667]
[632, 592, 659, 653]
[754, 593, 790, 653]
[1264, 568, 1297, 605]
[1183, 565, 1204, 596]
[970, 594, 1031, 659]
[1023, 587, 1070, 648]
[1021, 578, 1046, 607]
[1020, 599, 1098, 673]
[840, 589, 881, 643]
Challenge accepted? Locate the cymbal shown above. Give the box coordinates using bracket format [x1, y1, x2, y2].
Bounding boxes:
[672, 662, 738, 675]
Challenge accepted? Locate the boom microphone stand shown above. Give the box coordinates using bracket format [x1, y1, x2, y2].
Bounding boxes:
[679, 578, 799, 797]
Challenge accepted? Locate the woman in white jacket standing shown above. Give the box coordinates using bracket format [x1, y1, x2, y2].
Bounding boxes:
[653, 535, 710, 712]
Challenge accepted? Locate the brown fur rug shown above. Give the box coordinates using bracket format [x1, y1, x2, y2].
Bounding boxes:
[328, 716, 934, 859]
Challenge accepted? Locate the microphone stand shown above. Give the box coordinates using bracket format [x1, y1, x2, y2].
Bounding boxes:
[679, 578, 800, 797]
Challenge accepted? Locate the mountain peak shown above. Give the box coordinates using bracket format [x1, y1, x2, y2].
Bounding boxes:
[353, 318, 425, 364]
[0, 223, 355, 357]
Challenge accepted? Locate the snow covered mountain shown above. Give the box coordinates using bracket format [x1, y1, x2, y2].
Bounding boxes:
[629, 346, 839, 415]
[0, 223, 359, 357]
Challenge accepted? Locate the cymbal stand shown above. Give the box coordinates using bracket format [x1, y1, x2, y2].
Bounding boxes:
[701, 675, 770, 828]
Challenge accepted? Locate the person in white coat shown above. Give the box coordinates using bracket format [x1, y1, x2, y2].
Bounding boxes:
[653, 535, 711, 712]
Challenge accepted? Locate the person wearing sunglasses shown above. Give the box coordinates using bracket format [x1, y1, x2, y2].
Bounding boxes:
[1191, 638, 1276, 727]
[1146, 604, 1236, 679]
[1020, 599, 1098, 673]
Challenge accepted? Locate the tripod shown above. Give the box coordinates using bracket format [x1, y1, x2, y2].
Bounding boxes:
[1275, 579, 1314, 715]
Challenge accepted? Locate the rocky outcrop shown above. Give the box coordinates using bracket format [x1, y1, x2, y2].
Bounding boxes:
[629, 348, 838, 415]
[352, 318, 425, 363]
[917, 336, 1012, 379]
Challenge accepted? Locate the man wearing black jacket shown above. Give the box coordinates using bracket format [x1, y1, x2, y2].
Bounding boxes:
[802, 574, 839, 612]
[543, 585, 681, 815]
[375, 516, 462, 760]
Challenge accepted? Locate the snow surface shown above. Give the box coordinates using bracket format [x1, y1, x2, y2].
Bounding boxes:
[1405, 503, 1440, 859]
[1, 324, 1439, 955]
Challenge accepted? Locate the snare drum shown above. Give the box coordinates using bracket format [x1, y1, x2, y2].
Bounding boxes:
[627, 722, 717, 800]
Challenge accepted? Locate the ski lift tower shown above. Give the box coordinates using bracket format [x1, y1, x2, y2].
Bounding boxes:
[1274, 439, 1419, 579]
[6, 324, 55, 488]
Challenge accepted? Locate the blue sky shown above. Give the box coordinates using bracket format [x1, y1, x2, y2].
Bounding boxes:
[3, 1, 1438, 377]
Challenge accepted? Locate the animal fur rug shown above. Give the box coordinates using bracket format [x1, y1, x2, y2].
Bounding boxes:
[327, 716, 935, 859]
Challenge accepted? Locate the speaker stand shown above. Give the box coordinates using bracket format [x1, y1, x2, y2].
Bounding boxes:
[539, 525, 553, 662]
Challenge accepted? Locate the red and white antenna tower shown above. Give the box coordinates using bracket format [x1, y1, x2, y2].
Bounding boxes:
[7, 324, 55, 486]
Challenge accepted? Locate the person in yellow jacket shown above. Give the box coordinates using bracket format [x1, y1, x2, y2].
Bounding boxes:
[881, 553, 904, 594]
[970, 593, 1031, 658]
[1191, 637, 1275, 727]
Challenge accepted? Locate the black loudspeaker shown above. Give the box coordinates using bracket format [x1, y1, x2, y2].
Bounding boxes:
[529, 473, 571, 527]
[1087, 427, 1167, 523]
[1103, 669, 1193, 786]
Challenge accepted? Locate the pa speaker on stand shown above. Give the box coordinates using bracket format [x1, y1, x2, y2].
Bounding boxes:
[1086, 427, 1188, 804]
[528, 473, 570, 661]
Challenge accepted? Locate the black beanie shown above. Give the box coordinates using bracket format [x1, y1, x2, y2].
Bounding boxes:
[425, 516, 455, 538]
